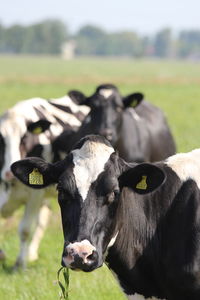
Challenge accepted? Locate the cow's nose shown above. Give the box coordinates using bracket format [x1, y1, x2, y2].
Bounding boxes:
[64, 249, 98, 270]
[4, 171, 14, 181]
[99, 129, 113, 141]
[62, 240, 98, 270]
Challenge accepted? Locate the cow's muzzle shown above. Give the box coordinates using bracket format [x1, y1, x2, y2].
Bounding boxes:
[62, 240, 99, 272]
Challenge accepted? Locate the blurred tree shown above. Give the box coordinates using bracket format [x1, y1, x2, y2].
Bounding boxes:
[76, 26, 143, 57]
[0, 23, 6, 52]
[105, 31, 143, 57]
[5, 25, 26, 53]
[22, 20, 68, 54]
[154, 28, 172, 58]
[75, 24, 107, 55]
[0, 20, 200, 59]
[178, 30, 200, 58]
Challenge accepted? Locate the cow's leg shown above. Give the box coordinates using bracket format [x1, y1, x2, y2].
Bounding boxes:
[27, 203, 51, 262]
[15, 189, 44, 268]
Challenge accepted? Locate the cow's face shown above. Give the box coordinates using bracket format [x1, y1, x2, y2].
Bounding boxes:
[11, 135, 165, 272]
[57, 141, 120, 271]
[69, 84, 144, 146]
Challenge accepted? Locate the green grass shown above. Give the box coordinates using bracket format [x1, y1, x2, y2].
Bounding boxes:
[0, 55, 200, 300]
[0, 209, 124, 300]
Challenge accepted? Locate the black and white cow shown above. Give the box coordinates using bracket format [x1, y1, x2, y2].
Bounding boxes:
[0, 95, 89, 267]
[11, 135, 200, 299]
[68, 84, 176, 162]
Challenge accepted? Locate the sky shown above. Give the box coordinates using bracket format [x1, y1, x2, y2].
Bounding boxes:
[1, 0, 200, 34]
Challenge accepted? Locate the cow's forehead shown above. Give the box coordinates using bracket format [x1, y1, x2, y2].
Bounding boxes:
[98, 89, 114, 99]
[72, 140, 114, 201]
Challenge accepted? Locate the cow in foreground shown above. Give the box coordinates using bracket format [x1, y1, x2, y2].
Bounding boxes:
[68, 84, 176, 162]
[0, 96, 89, 267]
[11, 135, 200, 299]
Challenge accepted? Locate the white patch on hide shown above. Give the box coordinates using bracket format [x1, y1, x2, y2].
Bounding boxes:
[99, 89, 113, 99]
[0, 96, 86, 180]
[165, 148, 200, 189]
[107, 232, 119, 248]
[50, 95, 90, 116]
[72, 140, 114, 200]
[129, 109, 141, 121]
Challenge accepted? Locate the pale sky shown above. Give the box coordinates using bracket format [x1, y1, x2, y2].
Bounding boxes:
[1, 0, 200, 34]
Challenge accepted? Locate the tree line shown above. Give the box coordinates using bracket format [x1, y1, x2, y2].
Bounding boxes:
[0, 19, 200, 59]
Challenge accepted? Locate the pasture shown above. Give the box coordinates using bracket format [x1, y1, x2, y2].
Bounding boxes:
[0, 55, 200, 300]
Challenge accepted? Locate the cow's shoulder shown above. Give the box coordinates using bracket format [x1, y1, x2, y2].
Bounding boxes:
[165, 149, 200, 189]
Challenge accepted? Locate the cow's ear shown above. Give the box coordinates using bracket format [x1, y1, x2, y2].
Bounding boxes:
[11, 157, 58, 189]
[27, 120, 51, 134]
[123, 93, 144, 108]
[68, 90, 89, 105]
[118, 163, 166, 194]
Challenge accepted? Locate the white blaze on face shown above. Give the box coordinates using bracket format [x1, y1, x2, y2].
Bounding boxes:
[127, 294, 166, 300]
[72, 140, 114, 200]
[165, 148, 200, 189]
[99, 89, 113, 99]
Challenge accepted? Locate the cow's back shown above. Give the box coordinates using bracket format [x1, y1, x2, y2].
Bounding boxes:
[135, 100, 176, 161]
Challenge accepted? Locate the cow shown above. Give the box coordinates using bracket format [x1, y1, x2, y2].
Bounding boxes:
[11, 134, 200, 299]
[67, 84, 176, 162]
[0, 95, 90, 268]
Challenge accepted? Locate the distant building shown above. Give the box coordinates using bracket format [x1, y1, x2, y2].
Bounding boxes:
[61, 40, 76, 60]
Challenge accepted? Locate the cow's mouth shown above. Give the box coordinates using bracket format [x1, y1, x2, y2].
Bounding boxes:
[62, 252, 101, 272]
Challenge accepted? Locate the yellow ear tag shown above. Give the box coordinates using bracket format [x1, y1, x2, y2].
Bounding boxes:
[131, 100, 138, 108]
[29, 168, 44, 185]
[136, 175, 147, 190]
[32, 127, 43, 134]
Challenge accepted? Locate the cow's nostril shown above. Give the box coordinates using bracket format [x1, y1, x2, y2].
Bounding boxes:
[87, 250, 98, 262]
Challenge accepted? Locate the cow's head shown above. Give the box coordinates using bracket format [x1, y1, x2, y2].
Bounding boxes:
[11, 135, 165, 272]
[0, 114, 51, 186]
[68, 84, 144, 145]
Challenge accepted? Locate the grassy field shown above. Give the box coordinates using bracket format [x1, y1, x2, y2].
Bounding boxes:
[0, 55, 200, 300]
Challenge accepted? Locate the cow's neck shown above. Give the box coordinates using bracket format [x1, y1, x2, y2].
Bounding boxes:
[116, 110, 149, 162]
[105, 189, 165, 298]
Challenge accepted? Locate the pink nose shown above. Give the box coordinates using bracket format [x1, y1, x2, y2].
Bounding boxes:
[5, 171, 14, 181]
[63, 240, 96, 266]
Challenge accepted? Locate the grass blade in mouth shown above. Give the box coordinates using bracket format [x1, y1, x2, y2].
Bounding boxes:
[57, 267, 70, 299]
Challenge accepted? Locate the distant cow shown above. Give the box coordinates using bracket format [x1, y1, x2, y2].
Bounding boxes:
[0, 96, 89, 267]
[67, 84, 176, 162]
[12, 135, 200, 299]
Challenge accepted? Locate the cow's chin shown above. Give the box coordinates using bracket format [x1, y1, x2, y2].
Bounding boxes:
[62, 257, 103, 273]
